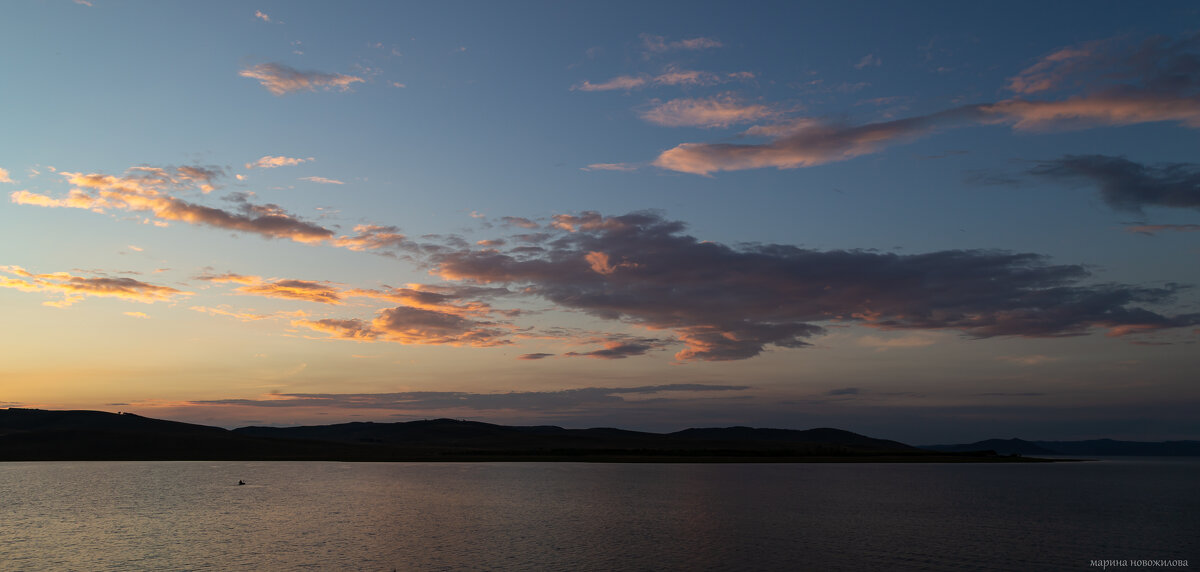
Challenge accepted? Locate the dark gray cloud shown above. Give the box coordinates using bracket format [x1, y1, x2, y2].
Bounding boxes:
[565, 342, 658, 360]
[433, 211, 1200, 361]
[516, 353, 555, 360]
[1030, 155, 1200, 213]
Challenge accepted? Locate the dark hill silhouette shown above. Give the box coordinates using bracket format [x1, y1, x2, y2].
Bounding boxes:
[1032, 439, 1200, 456]
[0, 408, 226, 436]
[234, 419, 920, 455]
[921, 438, 1057, 456]
[669, 426, 915, 452]
[2, 408, 1046, 462]
[921, 437, 1200, 456]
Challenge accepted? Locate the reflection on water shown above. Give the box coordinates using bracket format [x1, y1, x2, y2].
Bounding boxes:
[1, 460, 1196, 570]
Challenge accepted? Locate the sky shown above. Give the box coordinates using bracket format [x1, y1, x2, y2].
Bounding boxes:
[2, 1, 1199, 444]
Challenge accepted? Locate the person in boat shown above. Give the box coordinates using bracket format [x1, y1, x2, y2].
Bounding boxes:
[238, 480, 245, 485]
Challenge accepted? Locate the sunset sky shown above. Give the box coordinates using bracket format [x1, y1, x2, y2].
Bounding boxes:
[2, 1, 1199, 443]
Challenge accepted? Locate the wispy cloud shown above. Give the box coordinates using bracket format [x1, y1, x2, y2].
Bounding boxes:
[0, 265, 191, 307]
[572, 67, 743, 92]
[517, 353, 555, 360]
[11, 167, 335, 244]
[572, 75, 648, 92]
[640, 95, 777, 128]
[989, 32, 1200, 130]
[239, 62, 365, 95]
[254, 10, 270, 22]
[564, 340, 665, 359]
[1125, 224, 1200, 236]
[347, 283, 511, 317]
[854, 54, 882, 69]
[500, 216, 540, 229]
[652, 32, 1200, 175]
[294, 305, 512, 347]
[299, 176, 345, 185]
[998, 355, 1059, 366]
[654, 107, 985, 175]
[331, 224, 410, 252]
[190, 305, 309, 322]
[245, 155, 312, 169]
[0, 167, 12, 183]
[857, 332, 940, 350]
[581, 163, 639, 172]
[199, 274, 345, 304]
[641, 34, 722, 54]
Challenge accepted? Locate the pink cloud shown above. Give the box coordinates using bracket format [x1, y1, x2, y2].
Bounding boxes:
[640, 95, 777, 128]
[239, 63, 365, 95]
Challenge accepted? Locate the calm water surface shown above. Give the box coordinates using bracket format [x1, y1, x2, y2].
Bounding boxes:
[1, 459, 1196, 570]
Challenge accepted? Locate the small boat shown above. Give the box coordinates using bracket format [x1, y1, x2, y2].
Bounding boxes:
[238, 480, 245, 485]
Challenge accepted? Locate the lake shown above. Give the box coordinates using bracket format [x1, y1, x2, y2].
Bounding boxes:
[1, 459, 1196, 570]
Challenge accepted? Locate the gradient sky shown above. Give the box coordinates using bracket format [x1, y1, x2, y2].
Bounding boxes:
[2, 1, 1199, 443]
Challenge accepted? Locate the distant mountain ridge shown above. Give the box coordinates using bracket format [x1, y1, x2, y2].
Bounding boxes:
[234, 420, 917, 453]
[0, 407, 1008, 462]
[922, 437, 1200, 456]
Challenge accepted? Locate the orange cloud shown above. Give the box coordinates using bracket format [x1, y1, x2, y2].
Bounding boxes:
[238, 279, 343, 304]
[332, 224, 409, 252]
[348, 284, 498, 317]
[293, 318, 380, 341]
[0, 265, 191, 307]
[294, 305, 512, 347]
[11, 167, 335, 244]
[195, 272, 260, 285]
[0, 167, 12, 183]
[198, 273, 343, 304]
[584, 251, 636, 275]
[239, 63, 365, 95]
[245, 155, 312, 169]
